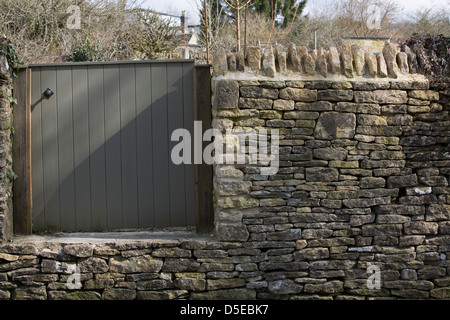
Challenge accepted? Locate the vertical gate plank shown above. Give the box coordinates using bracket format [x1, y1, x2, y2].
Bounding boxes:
[88, 66, 107, 231]
[31, 68, 45, 231]
[119, 64, 139, 228]
[40, 67, 60, 231]
[152, 63, 170, 227]
[135, 64, 154, 228]
[183, 63, 196, 227]
[104, 65, 123, 230]
[72, 66, 91, 231]
[167, 63, 187, 226]
[56, 67, 76, 231]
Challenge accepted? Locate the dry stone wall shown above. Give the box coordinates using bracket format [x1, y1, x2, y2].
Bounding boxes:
[0, 42, 449, 300]
[0, 54, 13, 241]
[209, 41, 450, 300]
[209, 76, 449, 300]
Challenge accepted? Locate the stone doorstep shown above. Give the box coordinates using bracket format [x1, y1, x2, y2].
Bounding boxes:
[8, 229, 214, 245]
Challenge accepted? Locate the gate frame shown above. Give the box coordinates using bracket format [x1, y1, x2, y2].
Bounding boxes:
[12, 62, 213, 235]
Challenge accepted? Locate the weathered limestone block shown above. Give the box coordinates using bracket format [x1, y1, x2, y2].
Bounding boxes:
[0, 253, 19, 261]
[343, 197, 391, 208]
[314, 112, 356, 140]
[383, 42, 399, 78]
[13, 286, 47, 300]
[294, 248, 329, 261]
[273, 99, 294, 111]
[360, 177, 386, 188]
[305, 167, 339, 182]
[246, 46, 261, 74]
[79, 257, 109, 273]
[284, 111, 319, 120]
[207, 278, 246, 291]
[102, 288, 136, 300]
[352, 45, 365, 76]
[418, 266, 446, 279]
[397, 52, 409, 74]
[317, 90, 353, 101]
[399, 135, 436, 147]
[268, 279, 303, 294]
[240, 86, 278, 99]
[328, 47, 341, 74]
[353, 82, 390, 91]
[298, 46, 308, 62]
[303, 54, 316, 75]
[213, 80, 239, 109]
[174, 274, 206, 292]
[212, 47, 228, 76]
[236, 50, 245, 72]
[350, 214, 376, 226]
[217, 180, 252, 196]
[304, 280, 343, 295]
[361, 224, 403, 236]
[41, 259, 75, 274]
[266, 229, 302, 241]
[63, 244, 93, 258]
[377, 53, 388, 78]
[329, 160, 358, 168]
[354, 90, 408, 104]
[109, 255, 163, 273]
[262, 47, 276, 77]
[217, 196, 259, 209]
[427, 204, 450, 221]
[401, 45, 418, 74]
[404, 221, 439, 235]
[212, 118, 233, 132]
[227, 51, 237, 72]
[275, 45, 287, 74]
[162, 259, 200, 273]
[239, 98, 273, 109]
[288, 43, 301, 72]
[313, 148, 347, 161]
[335, 102, 381, 114]
[408, 90, 439, 101]
[316, 50, 328, 77]
[385, 114, 413, 126]
[279, 88, 317, 102]
[365, 52, 378, 78]
[309, 260, 356, 270]
[216, 223, 249, 242]
[152, 247, 192, 258]
[370, 150, 404, 160]
[357, 114, 387, 126]
[266, 119, 295, 128]
[340, 45, 354, 78]
[430, 288, 450, 299]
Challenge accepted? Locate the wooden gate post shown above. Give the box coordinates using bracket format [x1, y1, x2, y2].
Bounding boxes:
[194, 65, 214, 234]
[12, 67, 32, 235]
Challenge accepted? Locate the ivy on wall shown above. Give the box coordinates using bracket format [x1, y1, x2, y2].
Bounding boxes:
[0, 36, 22, 77]
[403, 35, 450, 84]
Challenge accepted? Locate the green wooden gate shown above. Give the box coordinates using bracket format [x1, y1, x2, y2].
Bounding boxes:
[28, 60, 196, 232]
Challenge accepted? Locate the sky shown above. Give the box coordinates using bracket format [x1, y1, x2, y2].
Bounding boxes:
[140, 0, 450, 25]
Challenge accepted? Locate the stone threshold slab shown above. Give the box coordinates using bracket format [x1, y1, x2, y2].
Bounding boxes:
[9, 228, 215, 244]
